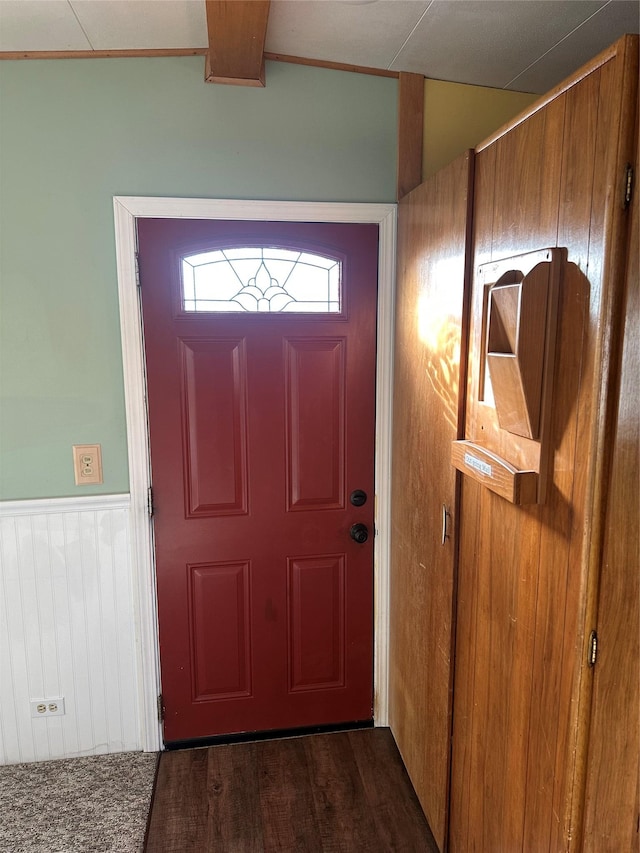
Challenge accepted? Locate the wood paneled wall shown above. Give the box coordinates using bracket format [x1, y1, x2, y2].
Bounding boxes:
[449, 36, 638, 851]
[389, 151, 474, 851]
[0, 496, 142, 764]
[582, 136, 639, 851]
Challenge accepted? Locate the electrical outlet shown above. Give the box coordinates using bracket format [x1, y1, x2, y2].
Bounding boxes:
[30, 697, 65, 718]
[72, 444, 103, 485]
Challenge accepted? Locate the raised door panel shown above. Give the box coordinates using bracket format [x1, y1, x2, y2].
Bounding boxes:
[285, 338, 345, 511]
[389, 150, 474, 852]
[181, 338, 249, 516]
[188, 561, 252, 700]
[288, 554, 346, 691]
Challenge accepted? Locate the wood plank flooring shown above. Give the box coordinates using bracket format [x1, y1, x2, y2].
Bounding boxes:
[145, 727, 438, 852]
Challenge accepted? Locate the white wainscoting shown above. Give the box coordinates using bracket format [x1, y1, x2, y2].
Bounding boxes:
[0, 495, 143, 764]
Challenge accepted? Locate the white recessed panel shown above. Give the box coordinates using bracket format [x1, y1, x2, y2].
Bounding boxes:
[508, 0, 640, 93]
[0, 1, 91, 51]
[70, 0, 207, 50]
[266, 0, 430, 69]
[392, 0, 608, 90]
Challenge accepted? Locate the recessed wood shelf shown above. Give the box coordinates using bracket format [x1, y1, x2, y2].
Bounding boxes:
[486, 261, 553, 439]
[451, 441, 538, 504]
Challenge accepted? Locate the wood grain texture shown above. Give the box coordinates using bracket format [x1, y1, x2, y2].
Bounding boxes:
[450, 440, 538, 504]
[144, 729, 438, 851]
[476, 39, 623, 154]
[397, 72, 425, 200]
[463, 249, 563, 503]
[450, 36, 639, 852]
[561, 36, 640, 852]
[0, 48, 209, 60]
[530, 64, 602, 853]
[0, 48, 399, 79]
[451, 102, 565, 849]
[263, 52, 399, 78]
[389, 151, 474, 851]
[582, 120, 639, 853]
[205, 0, 270, 86]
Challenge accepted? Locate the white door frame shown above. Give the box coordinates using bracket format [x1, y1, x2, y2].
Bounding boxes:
[113, 197, 396, 751]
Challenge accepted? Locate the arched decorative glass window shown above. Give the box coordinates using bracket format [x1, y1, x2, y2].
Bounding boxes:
[181, 247, 342, 313]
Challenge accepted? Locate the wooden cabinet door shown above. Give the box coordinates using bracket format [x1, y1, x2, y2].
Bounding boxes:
[582, 140, 639, 853]
[450, 36, 638, 852]
[389, 151, 474, 851]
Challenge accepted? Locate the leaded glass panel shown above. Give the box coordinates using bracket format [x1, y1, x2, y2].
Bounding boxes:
[181, 247, 342, 313]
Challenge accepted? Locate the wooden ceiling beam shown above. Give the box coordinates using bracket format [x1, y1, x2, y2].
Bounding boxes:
[205, 0, 271, 87]
[397, 71, 425, 200]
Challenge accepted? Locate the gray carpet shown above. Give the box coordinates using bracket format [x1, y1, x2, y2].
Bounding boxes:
[0, 751, 157, 853]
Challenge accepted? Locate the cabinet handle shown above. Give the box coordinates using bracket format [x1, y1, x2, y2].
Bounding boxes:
[442, 505, 451, 545]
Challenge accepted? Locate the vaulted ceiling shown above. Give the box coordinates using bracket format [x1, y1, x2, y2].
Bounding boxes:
[1, 0, 638, 94]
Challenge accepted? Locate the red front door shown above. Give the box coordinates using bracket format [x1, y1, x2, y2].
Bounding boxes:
[138, 219, 378, 743]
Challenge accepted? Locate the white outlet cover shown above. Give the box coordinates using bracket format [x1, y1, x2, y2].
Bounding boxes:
[30, 697, 65, 717]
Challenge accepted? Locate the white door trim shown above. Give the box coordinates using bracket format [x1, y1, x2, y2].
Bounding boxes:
[113, 197, 396, 751]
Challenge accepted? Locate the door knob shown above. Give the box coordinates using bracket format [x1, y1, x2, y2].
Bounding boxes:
[350, 523, 369, 544]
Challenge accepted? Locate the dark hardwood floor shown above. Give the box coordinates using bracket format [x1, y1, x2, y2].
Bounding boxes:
[145, 727, 438, 852]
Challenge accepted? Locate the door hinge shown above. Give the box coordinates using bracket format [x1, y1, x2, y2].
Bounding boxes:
[135, 252, 141, 287]
[588, 630, 598, 667]
[148, 486, 154, 518]
[157, 693, 164, 722]
[624, 164, 634, 208]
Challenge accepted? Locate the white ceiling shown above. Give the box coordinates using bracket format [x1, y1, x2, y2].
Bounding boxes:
[0, 0, 638, 93]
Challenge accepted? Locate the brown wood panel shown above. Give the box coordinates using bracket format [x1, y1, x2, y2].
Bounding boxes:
[0, 48, 399, 79]
[447, 140, 496, 853]
[450, 36, 639, 852]
[144, 729, 438, 851]
[464, 100, 565, 482]
[397, 72, 424, 200]
[520, 66, 600, 852]
[205, 0, 270, 86]
[389, 150, 474, 851]
[491, 100, 564, 255]
[451, 97, 566, 852]
[476, 40, 624, 154]
[451, 440, 538, 503]
[582, 126, 639, 853]
[0, 48, 209, 60]
[263, 52, 399, 78]
[555, 37, 639, 852]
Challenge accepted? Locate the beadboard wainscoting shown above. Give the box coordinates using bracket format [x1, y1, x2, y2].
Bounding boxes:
[0, 495, 143, 764]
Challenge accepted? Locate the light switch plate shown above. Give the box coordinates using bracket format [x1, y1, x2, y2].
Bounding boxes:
[72, 444, 103, 485]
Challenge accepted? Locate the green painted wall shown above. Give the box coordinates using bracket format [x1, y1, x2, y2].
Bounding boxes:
[0, 58, 397, 500]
